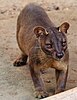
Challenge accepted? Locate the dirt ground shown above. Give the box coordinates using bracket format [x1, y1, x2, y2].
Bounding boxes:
[0, 0, 77, 100]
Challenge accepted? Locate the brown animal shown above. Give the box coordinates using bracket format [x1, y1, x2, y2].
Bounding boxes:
[13, 4, 70, 99]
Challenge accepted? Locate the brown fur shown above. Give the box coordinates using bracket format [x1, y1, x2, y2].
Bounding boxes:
[13, 4, 70, 99]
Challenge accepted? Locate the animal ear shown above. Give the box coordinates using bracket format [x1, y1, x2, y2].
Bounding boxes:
[58, 22, 70, 33]
[33, 26, 48, 38]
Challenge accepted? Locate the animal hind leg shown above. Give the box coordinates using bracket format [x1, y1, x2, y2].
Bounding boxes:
[13, 53, 28, 67]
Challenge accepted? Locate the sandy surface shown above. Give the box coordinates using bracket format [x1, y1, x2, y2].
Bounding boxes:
[0, 0, 77, 100]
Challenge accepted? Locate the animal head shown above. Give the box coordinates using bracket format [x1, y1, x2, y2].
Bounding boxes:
[33, 22, 70, 60]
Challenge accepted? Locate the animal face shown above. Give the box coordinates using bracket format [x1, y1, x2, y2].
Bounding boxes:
[34, 22, 69, 60]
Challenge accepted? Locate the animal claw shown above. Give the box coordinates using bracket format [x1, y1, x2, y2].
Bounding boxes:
[35, 91, 49, 99]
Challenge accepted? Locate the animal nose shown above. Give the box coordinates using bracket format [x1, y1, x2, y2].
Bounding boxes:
[56, 52, 64, 59]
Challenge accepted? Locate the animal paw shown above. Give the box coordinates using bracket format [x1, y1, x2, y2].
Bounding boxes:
[13, 57, 26, 67]
[35, 91, 49, 99]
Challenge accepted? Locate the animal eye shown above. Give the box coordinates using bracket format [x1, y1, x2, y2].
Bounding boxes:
[62, 41, 67, 51]
[46, 44, 52, 48]
[62, 41, 66, 46]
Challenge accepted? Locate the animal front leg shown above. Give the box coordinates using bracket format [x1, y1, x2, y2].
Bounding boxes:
[55, 68, 68, 94]
[29, 61, 48, 99]
[55, 69, 60, 83]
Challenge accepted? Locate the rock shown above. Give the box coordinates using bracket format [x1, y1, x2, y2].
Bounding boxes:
[53, 6, 60, 10]
[0, 10, 7, 14]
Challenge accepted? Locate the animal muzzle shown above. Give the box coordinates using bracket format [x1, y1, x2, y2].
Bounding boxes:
[56, 51, 64, 59]
[52, 40, 64, 59]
